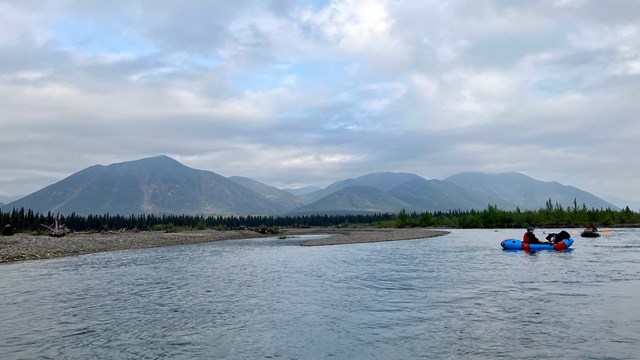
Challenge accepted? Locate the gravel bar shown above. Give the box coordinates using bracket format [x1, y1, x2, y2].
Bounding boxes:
[1, 227, 449, 264]
[293, 227, 449, 246]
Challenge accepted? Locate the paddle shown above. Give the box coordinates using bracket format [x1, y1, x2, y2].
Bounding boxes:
[572, 229, 611, 235]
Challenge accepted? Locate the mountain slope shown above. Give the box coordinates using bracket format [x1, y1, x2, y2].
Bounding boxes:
[2, 158, 618, 216]
[3, 156, 282, 215]
[301, 172, 423, 204]
[388, 178, 492, 211]
[229, 176, 305, 213]
[444, 172, 617, 210]
[281, 186, 322, 196]
[602, 195, 640, 212]
[290, 186, 412, 215]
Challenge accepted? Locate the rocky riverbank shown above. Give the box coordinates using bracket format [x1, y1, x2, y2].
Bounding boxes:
[293, 227, 449, 246]
[0, 227, 449, 264]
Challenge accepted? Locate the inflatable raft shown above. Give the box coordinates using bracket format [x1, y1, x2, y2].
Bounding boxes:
[501, 238, 573, 251]
[581, 230, 600, 238]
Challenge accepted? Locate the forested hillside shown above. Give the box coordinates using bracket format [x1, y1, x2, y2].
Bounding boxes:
[2, 200, 638, 234]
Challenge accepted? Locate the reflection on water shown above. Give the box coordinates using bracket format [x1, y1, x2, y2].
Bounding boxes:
[1, 229, 639, 359]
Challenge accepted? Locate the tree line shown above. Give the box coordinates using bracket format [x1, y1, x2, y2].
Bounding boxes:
[0, 208, 393, 233]
[1, 199, 639, 234]
[380, 200, 640, 229]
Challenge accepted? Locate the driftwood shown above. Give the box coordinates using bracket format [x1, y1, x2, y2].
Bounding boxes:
[99, 225, 128, 234]
[2, 224, 14, 236]
[41, 220, 70, 237]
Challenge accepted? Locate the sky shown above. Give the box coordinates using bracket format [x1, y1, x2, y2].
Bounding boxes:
[1, 0, 639, 205]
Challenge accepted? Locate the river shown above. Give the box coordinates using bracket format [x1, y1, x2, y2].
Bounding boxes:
[1, 229, 639, 359]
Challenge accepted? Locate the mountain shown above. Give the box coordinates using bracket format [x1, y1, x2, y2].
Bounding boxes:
[290, 186, 411, 215]
[602, 195, 640, 212]
[281, 186, 322, 196]
[2, 156, 282, 215]
[0, 194, 19, 205]
[229, 176, 304, 213]
[444, 172, 617, 210]
[2, 156, 618, 216]
[0, 201, 4, 207]
[300, 172, 423, 204]
[293, 172, 616, 214]
[388, 178, 492, 211]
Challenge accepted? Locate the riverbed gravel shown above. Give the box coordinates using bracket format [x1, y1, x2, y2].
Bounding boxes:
[0, 227, 449, 263]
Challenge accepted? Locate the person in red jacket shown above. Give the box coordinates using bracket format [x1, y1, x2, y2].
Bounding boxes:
[523, 226, 544, 243]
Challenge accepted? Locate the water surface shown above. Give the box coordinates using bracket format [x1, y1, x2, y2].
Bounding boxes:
[1, 229, 639, 359]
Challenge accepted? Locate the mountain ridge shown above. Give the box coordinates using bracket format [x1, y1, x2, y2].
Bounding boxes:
[290, 185, 412, 215]
[1, 155, 619, 216]
[445, 172, 614, 210]
[2, 156, 282, 215]
[299, 172, 423, 204]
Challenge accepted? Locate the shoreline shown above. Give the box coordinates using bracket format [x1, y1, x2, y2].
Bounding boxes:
[0, 227, 449, 264]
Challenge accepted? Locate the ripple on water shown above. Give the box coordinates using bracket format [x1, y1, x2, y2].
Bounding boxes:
[1, 229, 639, 359]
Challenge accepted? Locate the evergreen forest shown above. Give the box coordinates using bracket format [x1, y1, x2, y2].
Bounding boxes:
[2, 199, 639, 234]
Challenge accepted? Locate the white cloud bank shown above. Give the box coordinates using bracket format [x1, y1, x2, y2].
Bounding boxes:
[0, 0, 639, 204]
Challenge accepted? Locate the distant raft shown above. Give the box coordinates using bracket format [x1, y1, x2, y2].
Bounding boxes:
[580, 230, 600, 238]
[500, 238, 574, 251]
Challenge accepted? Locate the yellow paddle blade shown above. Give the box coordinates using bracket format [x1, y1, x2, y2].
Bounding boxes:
[601, 229, 611, 232]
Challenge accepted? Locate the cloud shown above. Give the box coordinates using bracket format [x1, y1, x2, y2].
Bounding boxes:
[0, 0, 639, 204]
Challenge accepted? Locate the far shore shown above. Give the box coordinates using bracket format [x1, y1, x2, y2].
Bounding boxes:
[0, 227, 449, 264]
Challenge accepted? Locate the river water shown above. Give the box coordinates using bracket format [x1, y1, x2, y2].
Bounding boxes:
[1, 229, 639, 359]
